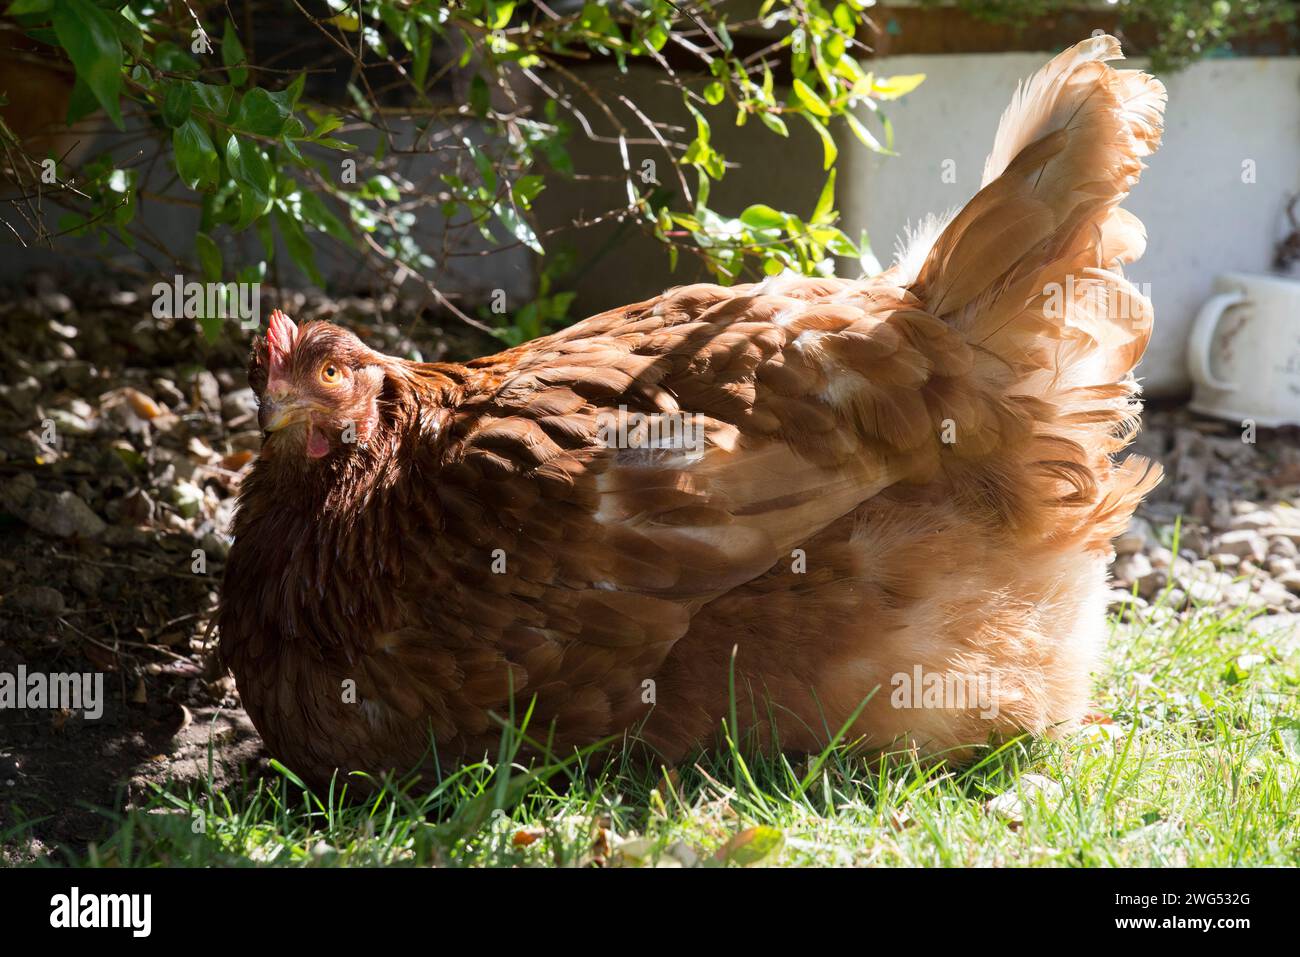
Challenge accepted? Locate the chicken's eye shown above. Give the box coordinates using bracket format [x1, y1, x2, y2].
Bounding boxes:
[320, 363, 342, 385]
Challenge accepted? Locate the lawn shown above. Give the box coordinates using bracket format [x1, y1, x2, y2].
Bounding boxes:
[13, 580, 1298, 868]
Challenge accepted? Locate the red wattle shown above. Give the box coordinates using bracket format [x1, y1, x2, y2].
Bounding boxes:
[306, 427, 330, 459]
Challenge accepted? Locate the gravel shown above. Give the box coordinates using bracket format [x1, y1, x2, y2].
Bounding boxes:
[0, 274, 490, 727]
[1116, 403, 1300, 621]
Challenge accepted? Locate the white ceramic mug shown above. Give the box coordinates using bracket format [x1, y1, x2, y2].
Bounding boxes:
[1187, 272, 1300, 427]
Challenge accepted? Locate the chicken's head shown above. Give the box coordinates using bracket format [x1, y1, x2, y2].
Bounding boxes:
[250, 309, 386, 461]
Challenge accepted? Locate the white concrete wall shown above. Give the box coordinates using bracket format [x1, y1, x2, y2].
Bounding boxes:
[841, 52, 1300, 397]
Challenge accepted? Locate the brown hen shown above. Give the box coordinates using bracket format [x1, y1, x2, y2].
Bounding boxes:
[220, 36, 1166, 787]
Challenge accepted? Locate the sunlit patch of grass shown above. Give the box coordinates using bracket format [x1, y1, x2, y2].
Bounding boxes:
[15, 594, 1300, 867]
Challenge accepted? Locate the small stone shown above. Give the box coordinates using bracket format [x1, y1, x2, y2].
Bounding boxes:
[118, 488, 156, 525]
[1228, 511, 1273, 530]
[1112, 552, 1153, 586]
[1214, 529, 1267, 563]
[193, 370, 221, 411]
[1249, 613, 1300, 645]
[1278, 571, 1300, 595]
[221, 387, 258, 422]
[1114, 516, 1157, 556]
[39, 291, 73, 315]
[152, 378, 186, 409]
[200, 532, 230, 561]
[101, 526, 151, 547]
[1254, 580, 1294, 609]
[47, 407, 96, 437]
[1270, 535, 1299, 558]
[1268, 557, 1296, 576]
[1107, 589, 1147, 614]
[24, 490, 107, 540]
[1209, 553, 1241, 569]
[69, 565, 103, 597]
[7, 585, 66, 617]
[0, 473, 36, 515]
[1186, 578, 1224, 604]
[169, 481, 204, 519]
[1177, 526, 1207, 554]
[0, 376, 40, 416]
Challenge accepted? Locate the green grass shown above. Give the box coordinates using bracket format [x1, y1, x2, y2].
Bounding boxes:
[12, 588, 1300, 867]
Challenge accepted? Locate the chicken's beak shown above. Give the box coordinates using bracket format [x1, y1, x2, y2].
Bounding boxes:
[259, 394, 311, 433]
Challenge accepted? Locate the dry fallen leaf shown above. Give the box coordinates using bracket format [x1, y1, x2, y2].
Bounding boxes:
[512, 828, 542, 848]
[124, 388, 162, 420]
[221, 449, 255, 471]
[714, 825, 785, 866]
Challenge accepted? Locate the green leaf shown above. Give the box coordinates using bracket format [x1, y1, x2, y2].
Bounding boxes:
[413, 28, 432, 89]
[739, 204, 783, 230]
[872, 72, 925, 100]
[232, 87, 291, 137]
[6, 0, 54, 14]
[803, 114, 837, 170]
[845, 110, 888, 154]
[172, 119, 219, 190]
[284, 73, 305, 108]
[363, 175, 400, 202]
[52, 0, 124, 130]
[833, 2, 856, 33]
[160, 81, 192, 129]
[111, 10, 142, 56]
[276, 208, 323, 285]
[224, 134, 273, 229]
[703, 81, 725, 106]
[511, 174, 545, 208]
[297, 190, 350, 243]
[309, 115, 345, 139]
[792, 78, 831, 117]
[222, 19, 248, 86]
[190, 81, 236, 119]
[488, 0, 516, 30]
[195, 231, 222, 281]
[496, 203, 542, 254]
[469, 75, 490, 117]
[758, 111, 788, 137]
[811, 168, 837, 225]
[154, 42, 200, 76]
[65, 75, 99, 125]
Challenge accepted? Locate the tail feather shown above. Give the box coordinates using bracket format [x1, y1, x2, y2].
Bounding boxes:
[904, 36, 1167, 548]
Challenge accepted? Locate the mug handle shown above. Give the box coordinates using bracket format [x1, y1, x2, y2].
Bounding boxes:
[1187, 288, 1247, 393]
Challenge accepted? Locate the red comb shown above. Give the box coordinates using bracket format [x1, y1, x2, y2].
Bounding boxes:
[265, 309, 298, 388]
[267, 309, 298, 358]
